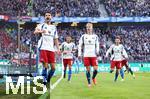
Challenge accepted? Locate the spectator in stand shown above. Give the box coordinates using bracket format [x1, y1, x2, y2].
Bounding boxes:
[0, 0, 29, 16]
[0, 25, 149, 62]
[108, 26, 150, 62]
[104, 0, 150, 17]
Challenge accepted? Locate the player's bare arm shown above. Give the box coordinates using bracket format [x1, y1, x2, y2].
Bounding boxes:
[54, 38, 60, 54]
[33, 28, 46, 34]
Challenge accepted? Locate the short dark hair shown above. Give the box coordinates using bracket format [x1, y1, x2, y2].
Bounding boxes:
[45, 11, 51, 15]
[42, 11, 51, 16]
[115, 36, 122, 42]
[115, 35, 121, 40]
[65, 35, 72, 41]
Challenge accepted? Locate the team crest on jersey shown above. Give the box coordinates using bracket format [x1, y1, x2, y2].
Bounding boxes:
[48, 31, 51, 34]
[117, 50, 120, 53]
[88, 40, 91, 43]
[65, 47, 69, 50]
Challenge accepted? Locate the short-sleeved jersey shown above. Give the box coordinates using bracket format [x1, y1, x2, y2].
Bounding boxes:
[78, 34, 99, 57]
[106, 44, 128, 61]
[36, 23, 58, 52]
[61, 42, 76, 59]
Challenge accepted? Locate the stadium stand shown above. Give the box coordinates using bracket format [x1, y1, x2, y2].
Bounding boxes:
[33, 0, 101, 17]
[0, 0, 149, 17]
[108, 26, 150, 62]
[1, 24, 149, 62]
[0, 0, 29, 16]
[104, 0, 150, 17]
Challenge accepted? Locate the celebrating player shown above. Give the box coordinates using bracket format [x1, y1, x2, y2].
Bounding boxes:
[34, 12, 60, 85]
[78, 23, 99, 87]
[105, 36, 127, 82]
[60, 36, 76, 82]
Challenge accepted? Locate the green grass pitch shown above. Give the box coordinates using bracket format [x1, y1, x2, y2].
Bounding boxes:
[50, 72, 150, 99]
[0, 72, 150, 99]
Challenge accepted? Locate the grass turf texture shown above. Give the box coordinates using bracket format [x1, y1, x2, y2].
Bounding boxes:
[0, 73, 150, 99]
[50, 72, 150, 99]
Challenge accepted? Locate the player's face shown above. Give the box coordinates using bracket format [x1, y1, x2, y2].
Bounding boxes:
[115, 39, 121, 45]
[45, 13, 52, 22]
[66, 36, 71, 43]
[86, 23, 93, 34]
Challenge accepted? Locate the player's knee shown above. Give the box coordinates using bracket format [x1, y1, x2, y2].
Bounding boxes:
[116, 69, 119, 73]
[86, 67, 90, 72]
[43, 62, 48, 68]
[64, 66, 67, 70]
[51, 63, 55, 69]
[51, 65, 55, 70]
[51, 67, 55, 71]
[69, 67, 72, 70]
[93, 66, 98, 70]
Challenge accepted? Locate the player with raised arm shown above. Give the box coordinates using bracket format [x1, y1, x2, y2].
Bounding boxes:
[78, 23, 99, 87]
[34, 12, 60, 85]
[105, 36, 127, 82]
[60, 36, 76, 82]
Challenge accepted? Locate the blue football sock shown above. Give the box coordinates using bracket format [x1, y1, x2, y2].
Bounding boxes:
[92, 70, 98, 79]
[114, 71, 119, 82]
[42, 67, 47, 85]
[47, 69, 55, 82]
[64, 70, 66, 78]
[68, 69, 72, 81]
[42, 67, 47, 82]
[86, 71, 91, 84]
[129, 68, 133, 75]
[120, 69, 124, 79]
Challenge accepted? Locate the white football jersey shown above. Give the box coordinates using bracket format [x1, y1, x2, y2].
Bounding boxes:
[106, 44, 128, 61]
[36, 23, 58, 52]
[61, 42, 76, 59]
[78, 34, 99, 57]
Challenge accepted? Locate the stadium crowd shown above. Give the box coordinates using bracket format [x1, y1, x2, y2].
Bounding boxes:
[104, 0, 150, 17]
[58, 26, 150, 62]
[0, 0, 150, 17]
[0, 24, 149, 62]
[108, 26, 150, 62]
[33, 0, 100, 17]
[0, 0, 29, 16]
[0, 0, 101, 17]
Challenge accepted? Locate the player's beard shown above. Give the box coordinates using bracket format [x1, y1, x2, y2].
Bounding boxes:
[46, 18, 51, 23]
